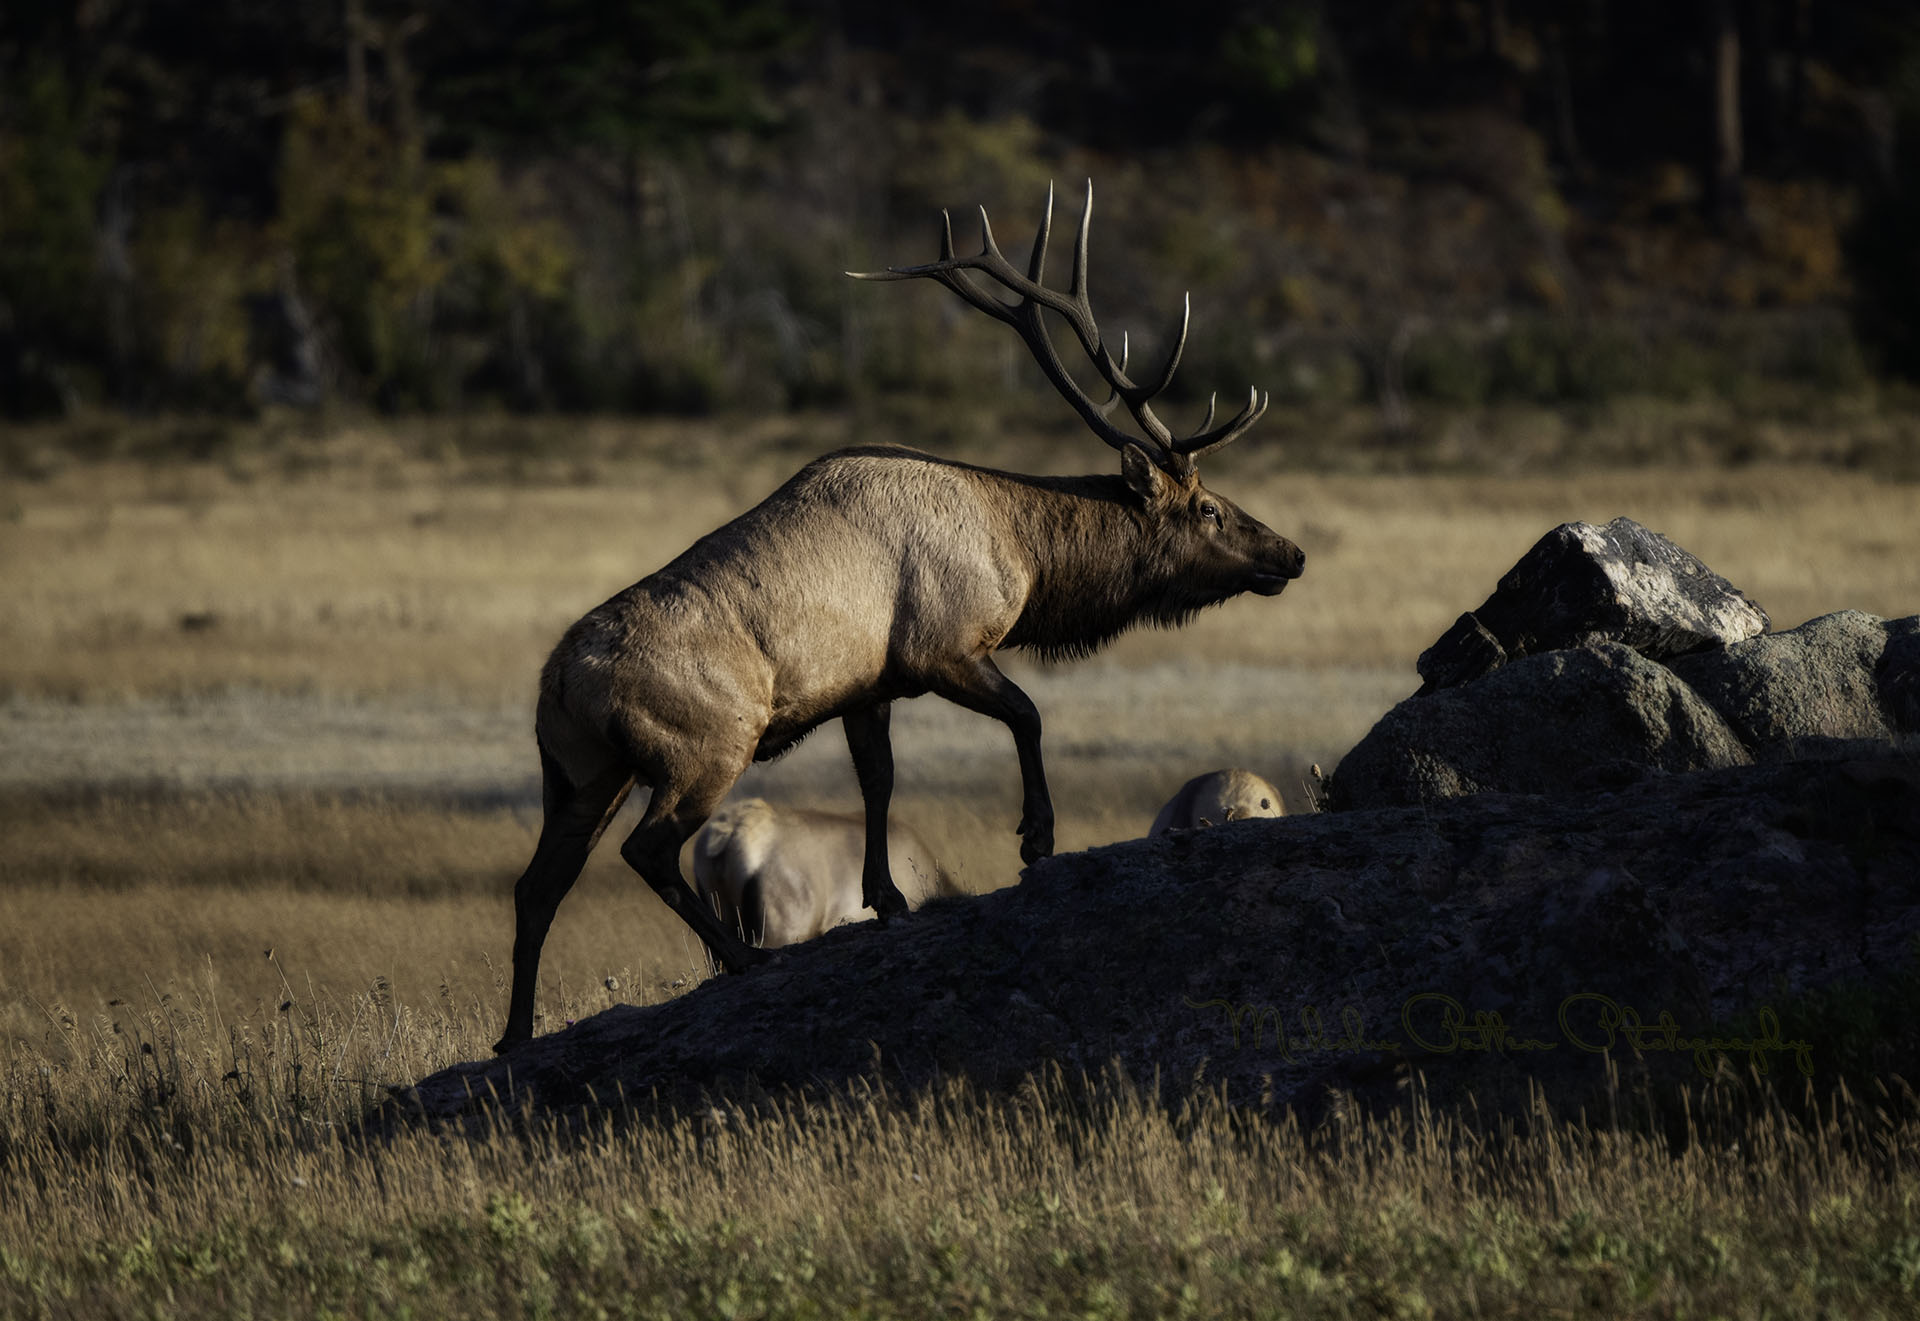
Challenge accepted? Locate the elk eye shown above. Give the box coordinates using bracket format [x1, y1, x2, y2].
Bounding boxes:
[1199, 501, 1221, 525]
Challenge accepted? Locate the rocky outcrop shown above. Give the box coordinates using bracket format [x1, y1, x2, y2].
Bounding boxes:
[1416, 517, 1769, 694]
[1332, 514, 1913, 811]
[1336, 612, 1920, 810]
[1330, 642, 1752, 810]
[381, 757, 1920, 1137]
[1670, 611, 1920, 756]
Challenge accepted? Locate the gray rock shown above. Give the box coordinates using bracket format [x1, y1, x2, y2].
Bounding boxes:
[1331, 642, 1751, 811]
[1668, 611, 1911, 759]
[1880, 617, 1920, 734]
[1417, 516, 1769, 693]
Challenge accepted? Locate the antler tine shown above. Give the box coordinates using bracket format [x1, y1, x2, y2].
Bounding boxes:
[977, 205, 1006, 265]
[1192, 391, 1218, 437]
[1027, 181, 1053, 285]
[1069, 179, 1092, 301]
[1175, 387, 1270, 459]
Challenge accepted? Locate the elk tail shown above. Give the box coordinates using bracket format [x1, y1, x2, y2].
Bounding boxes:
[536, 742, 634, 851]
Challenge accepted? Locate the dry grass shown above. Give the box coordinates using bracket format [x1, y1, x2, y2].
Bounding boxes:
[4, 425, 1919, 1315]
[3, 1005, 1918, 1318]
[0, 773, 1306, 1064]
[0, 879, 698, 1067]
[5, 426, 1917, 701]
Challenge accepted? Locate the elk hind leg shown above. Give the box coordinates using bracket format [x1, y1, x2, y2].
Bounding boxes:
[844, 703, 909, 921]
[496, 751, 634, 1054]
[619, 776, 769, 975]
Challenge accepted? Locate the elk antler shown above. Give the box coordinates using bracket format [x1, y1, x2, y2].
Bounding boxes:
[848, 181, 1267, 476]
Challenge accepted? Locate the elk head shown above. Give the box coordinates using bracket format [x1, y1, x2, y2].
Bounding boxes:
[849, 181, 1304, 603]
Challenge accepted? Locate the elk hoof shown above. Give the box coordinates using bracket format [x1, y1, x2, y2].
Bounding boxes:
[1019, 825, 1054, 865]
[723, 945, 773, 974]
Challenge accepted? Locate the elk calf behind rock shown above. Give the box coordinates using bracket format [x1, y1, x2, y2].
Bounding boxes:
[693, 798, 954, 949]
[1151, 769, 1287, 835]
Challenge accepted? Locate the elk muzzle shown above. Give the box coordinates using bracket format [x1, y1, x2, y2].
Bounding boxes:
[1248, 536, 1306, 596]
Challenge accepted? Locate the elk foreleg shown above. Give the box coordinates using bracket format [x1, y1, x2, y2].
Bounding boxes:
[932, 657, 1054, 864]
[843, 703, 910, 921]
[619, 778, 771, 976]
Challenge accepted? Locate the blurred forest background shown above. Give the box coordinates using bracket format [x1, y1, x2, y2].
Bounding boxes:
[4, 0, 1920, 450]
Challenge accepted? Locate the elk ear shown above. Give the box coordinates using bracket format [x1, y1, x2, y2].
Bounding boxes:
[1119, 444, 1169, 504]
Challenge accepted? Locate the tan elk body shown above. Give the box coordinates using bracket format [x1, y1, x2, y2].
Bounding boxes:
[1150, 768, 1287, 835]
[693, 799, 954, 949]
[495, 183, 1305, 1052]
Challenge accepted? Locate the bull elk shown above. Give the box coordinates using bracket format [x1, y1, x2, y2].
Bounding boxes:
[1150, 768, 1287, 835]
[494, 181, 1304, 1053]
[693, 798, 956, 950]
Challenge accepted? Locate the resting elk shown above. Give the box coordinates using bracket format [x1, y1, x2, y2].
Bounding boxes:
[1150, 768, 1287, 835]
[494, 181, 1305, 1052]
[693, 798, 955, 950]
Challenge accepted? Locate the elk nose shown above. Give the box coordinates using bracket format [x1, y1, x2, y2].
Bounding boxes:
[1282, 541, 1306, 579]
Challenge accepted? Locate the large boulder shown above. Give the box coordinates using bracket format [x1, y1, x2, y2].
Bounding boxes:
[1417, 517, 1769, 693]
[1329, 642, 1751, 811]
[1667, 611, 1920, 759]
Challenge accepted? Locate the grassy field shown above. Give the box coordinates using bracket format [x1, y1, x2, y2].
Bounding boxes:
[7, 1042, 1919, 1318]
[4, 416, 1919, 1315]
[7, 417, 1919, 699]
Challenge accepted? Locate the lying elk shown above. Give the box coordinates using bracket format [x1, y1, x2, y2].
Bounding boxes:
[495, 181, 1305, 1052]
[1150, 768, 1286, 835]
[693, 798, 956, 950]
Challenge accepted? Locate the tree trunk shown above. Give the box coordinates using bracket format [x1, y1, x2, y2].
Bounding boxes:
[344, 0, 367, 121]
[1306, 0, 1367, 163]
[379, 13, 427, 155]
[1483, 0, 1509, 59]
[1786, 0, 1811, 163]
[1709, 0, 1745, 222]
[1545, 19, 1587, 180]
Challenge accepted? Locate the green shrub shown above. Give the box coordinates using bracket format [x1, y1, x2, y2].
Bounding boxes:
[276, 94, 444, 403]
[1561, 325, 1646, 401]
[0, 65, 111, 414]
[895, 112, 1054, 217]
[1641, 335, 1720, 400]
[1491, 321, 1566, 402]
[1784, 318, 1872, 393]
[130, 200, 259, 410]
[1405, 329, 1492, 406]
[1267, 340, 1365, 405]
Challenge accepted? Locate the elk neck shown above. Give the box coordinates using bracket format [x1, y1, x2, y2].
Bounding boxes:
[988, 469, 1198, 661]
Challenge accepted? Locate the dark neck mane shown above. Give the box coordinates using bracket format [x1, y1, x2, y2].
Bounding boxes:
[987, 471, 1200, 660]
